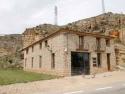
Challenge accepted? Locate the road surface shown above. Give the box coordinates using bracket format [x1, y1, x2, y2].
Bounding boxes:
[0, 71, 125, 94]
[63, 81, 125, 94]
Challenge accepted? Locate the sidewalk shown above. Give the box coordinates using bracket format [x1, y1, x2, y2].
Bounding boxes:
[0, 71, 125, 94]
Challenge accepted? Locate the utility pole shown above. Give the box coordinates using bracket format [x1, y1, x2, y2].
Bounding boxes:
[102, 0, 105, 13]
[54, 6, 58, 25]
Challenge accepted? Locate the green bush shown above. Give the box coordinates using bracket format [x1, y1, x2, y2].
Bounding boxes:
[0, 55, 22, 69]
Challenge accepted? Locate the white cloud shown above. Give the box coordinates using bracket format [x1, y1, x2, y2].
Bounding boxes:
[0, 0, 14, 11]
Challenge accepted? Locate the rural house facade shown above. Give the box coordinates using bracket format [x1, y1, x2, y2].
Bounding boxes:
[22, 28, 116, 76]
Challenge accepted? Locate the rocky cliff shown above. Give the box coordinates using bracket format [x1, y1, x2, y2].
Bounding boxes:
[65, 12, 125, 34]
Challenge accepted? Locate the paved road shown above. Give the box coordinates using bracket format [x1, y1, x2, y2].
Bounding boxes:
[86, 86, 125, 94]
[63, 81, 125, 94]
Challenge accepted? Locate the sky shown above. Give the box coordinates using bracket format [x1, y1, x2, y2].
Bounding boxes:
[0, 0, 125, 34]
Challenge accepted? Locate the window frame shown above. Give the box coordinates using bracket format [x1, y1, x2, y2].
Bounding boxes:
[24, 58, 27, 68]
[31, 57, 34, 68]
[45, 40, 48, 47]
[26, 48, 29, 54]
[51, 53, 55, 69]
[32, 46, 34, 52]
[106, 39, 110, 47]
[79, 36, 84, 49]
[39, 56, 42, 68]
[39, 42, 42, 49]
[93, 58, 97, 67]
[97, 53, 101, 67]
[96, 37, 101, 49]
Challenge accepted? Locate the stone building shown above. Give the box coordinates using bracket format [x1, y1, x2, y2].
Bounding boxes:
[22, 28, 116, 76]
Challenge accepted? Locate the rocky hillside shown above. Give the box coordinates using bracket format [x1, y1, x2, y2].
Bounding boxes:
[1, 12, 125, 56]
[65, 12, 125, 34]
[23, 24, 60, 48]
[23, 24, 60, 35]
[0, 34, 22, 68]
[0, 34, 22, 56]
[22, 12, 125, 49]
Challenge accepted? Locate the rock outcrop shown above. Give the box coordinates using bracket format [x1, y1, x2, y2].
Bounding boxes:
[22, 24, 60, 48]
[65, 12, 125, 34]
[0, 34, 22, 56]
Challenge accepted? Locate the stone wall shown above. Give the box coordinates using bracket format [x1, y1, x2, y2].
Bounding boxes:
[65, 33, 116, 75]
[23, 33, 66, 76]
[23, 31, 116, 76]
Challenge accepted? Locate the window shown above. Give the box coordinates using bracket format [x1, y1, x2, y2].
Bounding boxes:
[31, 57, 34, 68]
[39, 42, 42, 49]
[96, 38, 101, 49]
[26, 48, 29, 54]
[39, 56, 42, 68]
[25, 58, 27, 68]
[51, 53, 55, 69]
[45, 40, 48, 47]
[107, 53, 111, 71]
[21, 54, 24, 59]
[97, 53, 101, 67]
[79, 36, 84, 49]
[93, 58, 97, 67]
[32, 46, 34, 52]
[106, 39, 110, 47]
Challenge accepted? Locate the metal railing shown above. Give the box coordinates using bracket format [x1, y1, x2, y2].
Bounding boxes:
[92, 44, 106, 52]
[77, 43, 89, 51]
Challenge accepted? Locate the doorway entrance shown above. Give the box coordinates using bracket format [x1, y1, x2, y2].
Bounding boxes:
[71, 52, 90, 75]
[107, 53, 111, 71]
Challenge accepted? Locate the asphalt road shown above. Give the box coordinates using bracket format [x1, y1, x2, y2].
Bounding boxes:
[86, 86, 125, 94]
[63, 82, 125, 94]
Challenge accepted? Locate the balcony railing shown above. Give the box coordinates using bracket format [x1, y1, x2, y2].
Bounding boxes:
[92, 44, 106, 52]
[77, 43, 89, 51]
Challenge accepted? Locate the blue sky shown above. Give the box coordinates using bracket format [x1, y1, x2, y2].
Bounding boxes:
[0, 0, 125, 34]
